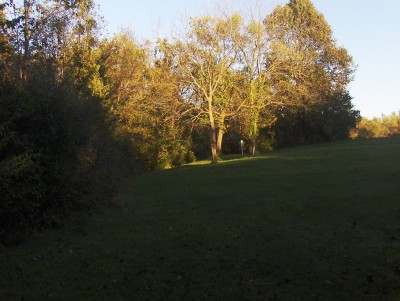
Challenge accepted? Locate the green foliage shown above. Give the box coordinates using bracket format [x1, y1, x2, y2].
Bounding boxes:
[265, 0, 354, 103]
[0, 86, 46, 237]
[264, 91, 360, 148]
[354, 113, 400, 138]
[99, 34, 193, 170]
[0, 74, 138, 244]
[0, 1, 138, 244]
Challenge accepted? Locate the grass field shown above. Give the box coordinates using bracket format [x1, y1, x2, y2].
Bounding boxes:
[1, 137, 400, 300]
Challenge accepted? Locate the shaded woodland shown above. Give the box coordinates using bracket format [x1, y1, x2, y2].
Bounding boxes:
[0, 0, 361, 242]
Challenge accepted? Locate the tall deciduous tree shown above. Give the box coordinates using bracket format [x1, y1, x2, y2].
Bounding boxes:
[3, 0, 101, 86]
[214, 69, 245, 155]
[264, 0, 354, 103]
[0, 3, 14, 87]
[234, 15, 273, 156]
[174, 14, 241, 163]
[258, 0, 356, 148]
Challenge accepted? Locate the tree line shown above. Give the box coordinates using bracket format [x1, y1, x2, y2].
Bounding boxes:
[0, 0, 360, 243]
[352, 113, 400, 139]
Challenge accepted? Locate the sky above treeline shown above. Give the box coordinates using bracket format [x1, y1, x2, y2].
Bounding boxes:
[95, 0, 400, 119]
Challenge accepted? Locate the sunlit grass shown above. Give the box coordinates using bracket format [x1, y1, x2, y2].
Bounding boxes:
[184, 154, 263, 166]
[1, 137, 400, 300]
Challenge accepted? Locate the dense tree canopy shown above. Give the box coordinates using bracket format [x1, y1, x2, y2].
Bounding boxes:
[0, 0, 135, 243]
[0, 0, 361, 243]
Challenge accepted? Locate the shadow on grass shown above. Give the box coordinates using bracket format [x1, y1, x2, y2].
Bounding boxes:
[1, 136, 399, 301]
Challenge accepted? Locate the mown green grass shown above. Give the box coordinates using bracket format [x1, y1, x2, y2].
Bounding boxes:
[1, 137, 400, 300]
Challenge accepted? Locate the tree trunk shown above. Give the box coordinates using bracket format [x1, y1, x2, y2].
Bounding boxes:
[21, 0, 31, 82]
[208, 97, 218, 164]
[216, 111, 226, 156]
[210, 124, 218, 163]
[251, 136, 257, 156]
[216, 127, 224, 155]
[250, 109, 258, 156]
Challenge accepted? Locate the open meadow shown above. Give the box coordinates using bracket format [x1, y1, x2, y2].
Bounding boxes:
[1, 137, 400, 300]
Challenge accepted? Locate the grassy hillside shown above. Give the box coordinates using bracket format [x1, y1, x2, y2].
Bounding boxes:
[1, 137, 400, 300]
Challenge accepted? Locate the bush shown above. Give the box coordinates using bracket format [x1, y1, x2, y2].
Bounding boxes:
[0, 79, 139, 245]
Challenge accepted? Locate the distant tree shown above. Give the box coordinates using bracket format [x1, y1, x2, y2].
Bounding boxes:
[356, 118, 389, 138]
[269, 91, 360, 147]
[382, 113, 400, 136]
[355, 113, 400, 139]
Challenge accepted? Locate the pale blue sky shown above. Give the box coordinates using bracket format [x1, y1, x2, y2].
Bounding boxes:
[95, 0, 400, 118]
